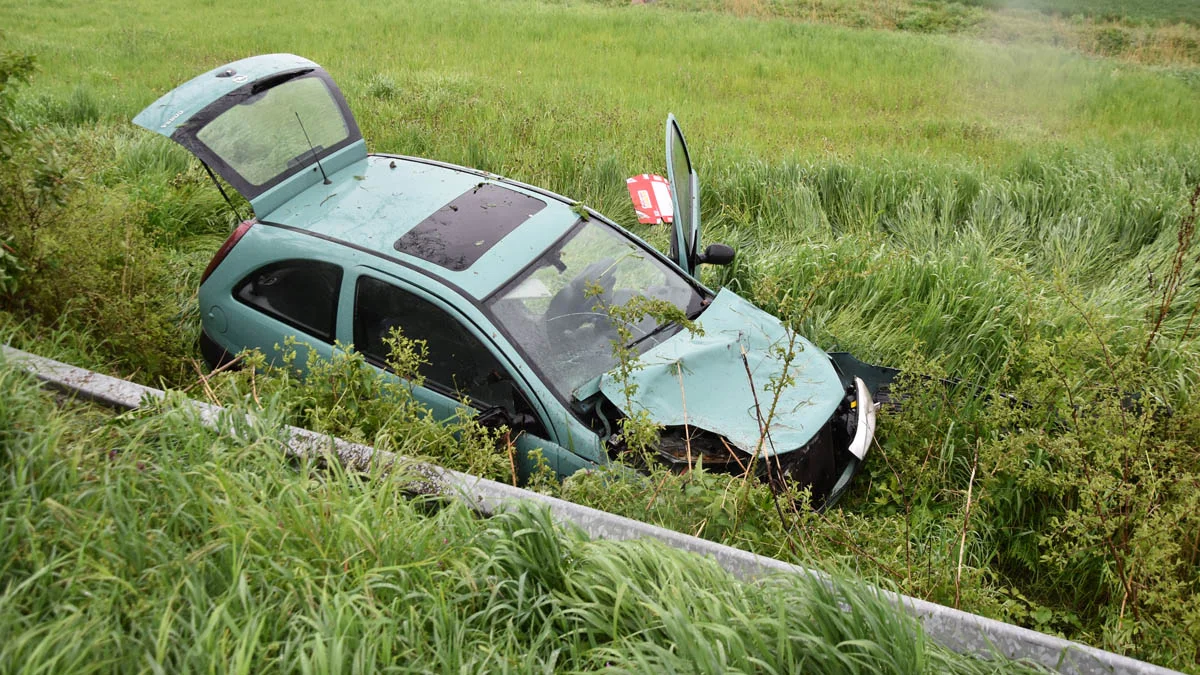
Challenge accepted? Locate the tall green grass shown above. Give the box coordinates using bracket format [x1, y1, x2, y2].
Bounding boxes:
[612, 0, 1200, 67]
[953, 0, 1200, 24]
[3, 0, 1200, 669]
[697, 147, 1200, 394]
[0, 359, 1040, 673]
[2, 0, 1197, 165]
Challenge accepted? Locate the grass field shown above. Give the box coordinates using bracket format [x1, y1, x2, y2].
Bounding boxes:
[3, 0, 1200, 670]
[956, 0, 1200, 24]
[2, 0, 1198, 164]
[594, 0, 1200, 65]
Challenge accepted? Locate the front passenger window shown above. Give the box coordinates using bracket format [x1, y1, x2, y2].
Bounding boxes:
[353, 276, 531, 420]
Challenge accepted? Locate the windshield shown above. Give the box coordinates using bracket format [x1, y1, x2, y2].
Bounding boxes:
[488, 221, 706, 400]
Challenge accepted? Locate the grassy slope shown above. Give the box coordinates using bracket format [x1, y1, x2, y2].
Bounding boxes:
[0, 358, 1038, 673]
[5, 3, 1199, 384]
[2, 0, 1196, 165]
[640, 0, 1200, 67]
[3, 0, 1200, 669]
[959, 0, 1200, 24]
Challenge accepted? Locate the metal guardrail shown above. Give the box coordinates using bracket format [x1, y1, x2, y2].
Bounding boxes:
[1, 345, 1180, 675]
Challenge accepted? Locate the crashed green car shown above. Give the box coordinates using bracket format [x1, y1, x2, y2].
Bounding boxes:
[134, 53, 880, 506]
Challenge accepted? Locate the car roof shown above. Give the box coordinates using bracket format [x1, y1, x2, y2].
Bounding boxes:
[260, 153, 581, 300]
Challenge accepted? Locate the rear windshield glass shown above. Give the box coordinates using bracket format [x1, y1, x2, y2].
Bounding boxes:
[196, 74, 349, 187]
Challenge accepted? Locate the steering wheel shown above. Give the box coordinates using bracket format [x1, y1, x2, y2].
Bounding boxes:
[546, 258, 619, 350]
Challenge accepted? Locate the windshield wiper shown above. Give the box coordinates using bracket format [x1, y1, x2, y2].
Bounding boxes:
[626, 301, 709, 350]
[626, 320, 679, 349]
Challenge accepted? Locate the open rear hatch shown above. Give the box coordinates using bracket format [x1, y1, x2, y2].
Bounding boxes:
[132, 53, 367, 217]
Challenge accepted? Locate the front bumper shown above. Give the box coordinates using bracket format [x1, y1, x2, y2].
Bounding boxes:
[825, 377, 877, 507]
[643, 377, 878, 509]
[755, 376, 877, 509]
[847, 376, 877, 461]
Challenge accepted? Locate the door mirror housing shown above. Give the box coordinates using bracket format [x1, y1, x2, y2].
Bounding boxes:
[476, 404, 517, 431]
[476, 404, 541, 435]
[699, 243, 735, 266]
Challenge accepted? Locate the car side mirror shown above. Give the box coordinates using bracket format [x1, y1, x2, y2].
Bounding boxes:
[476, 405, 513, 429]
[698, 243, 735, 266]
[477, 404, 539, 434]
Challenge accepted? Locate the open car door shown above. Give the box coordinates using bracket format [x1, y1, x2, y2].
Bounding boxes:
[133, 54, 366, 218]
[664, 114, 701, 277]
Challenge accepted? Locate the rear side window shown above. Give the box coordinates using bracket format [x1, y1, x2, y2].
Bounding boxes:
[354, 276, 513, 408]
[235, 260, 343, 341]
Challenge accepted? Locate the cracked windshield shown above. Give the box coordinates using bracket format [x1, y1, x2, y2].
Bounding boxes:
[488, 221, 704, 399]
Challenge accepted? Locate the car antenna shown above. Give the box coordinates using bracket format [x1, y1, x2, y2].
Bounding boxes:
[295, 112, 332, 185]
[199, 160, 245, 223]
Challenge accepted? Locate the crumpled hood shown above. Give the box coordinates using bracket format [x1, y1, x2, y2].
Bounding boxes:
[599, 289, 845, 456]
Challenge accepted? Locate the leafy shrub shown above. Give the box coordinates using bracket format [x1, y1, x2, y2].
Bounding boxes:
[205, 334, 516, 483]
[849, 330, 1200, 668]
[1094, 26, 1134, 56]
[896, 1, 982, 33]
[0, 50, 233, 384]
[0, 51, 75, 301]
[4, 182, 200, 382]
[0, 235, 20, 295]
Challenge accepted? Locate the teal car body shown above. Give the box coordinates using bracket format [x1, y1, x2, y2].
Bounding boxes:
[134, 54, 877, 506]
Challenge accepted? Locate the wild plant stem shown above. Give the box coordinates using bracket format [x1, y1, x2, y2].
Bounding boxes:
[676, 367, 693, 471]
[1145, 182, 1200, 358]
[954, 442, 978, 609]
[506, 429, 517, 487]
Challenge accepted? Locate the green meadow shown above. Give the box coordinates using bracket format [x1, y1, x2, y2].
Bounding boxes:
[955, 0, 1200, 24]
[3, 0, 1200, 670]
